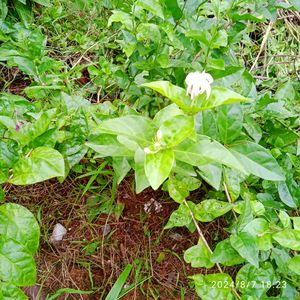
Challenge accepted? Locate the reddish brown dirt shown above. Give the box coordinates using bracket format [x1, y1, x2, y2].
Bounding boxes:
[5, 178, 237, 300]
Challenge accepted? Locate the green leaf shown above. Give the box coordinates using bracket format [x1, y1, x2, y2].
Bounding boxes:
[153, 104, 184, 126]
[94, 115, 156, 147]
[105, 264, 132, 300]
[292, 217, 300, 231]
[12, 108, 57, 147]
[287, 256, 300, 275]
[211, 239, 245, 266]
[32, 0, 52, 6]
[13, 0, 33, 28]
[224, 168, 245, 201]
[236, 199, 253, 232]
[278, 210, 291, 228]
[165, 177, 189, 203]
[164, 202, 194, 229]
[144, 149, 174, 190]
[197, 163, 222, 190]
[0, 140, 19, 169]
[112, 157, 131, 184]
[194, 200, 233, 222]
[0, 237, 36, 286]
[184, 239, 214, 268]
[0, 203, 40, 254]
[136, 0, 164, 19]
[10, 147, 65, 185]
[159, 114, 195, 147]
[134, 148, 150, 193]
[175, 135, 246, 174]
[136, 23, 161, 42]
[165, 0, 182, 20]
[108, 11, 133, 31]
[87, 134, 134, 157]
[217, 104, 243, 144]
[230, 141, 285, 181]
[0, 283, 27, 300]
[242, 218, 273, 251]
[197, 110, 218, 139]
[211, 30, 228, 48]
[142, 81, 251, 113]
[278, 178, 299, 208]
[236, 263, 276, 297]
[190, 273, 234, 300]
[244, 115, 262, 143]
[230, 232, 259, 268]
[46, 288, 93, 300]
[272, 229, 300, 250]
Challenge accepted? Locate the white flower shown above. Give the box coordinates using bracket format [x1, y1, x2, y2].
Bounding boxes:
[185, 71, 213, 100]
[156, 130, 163, 140]
[144, 147, 151, 154]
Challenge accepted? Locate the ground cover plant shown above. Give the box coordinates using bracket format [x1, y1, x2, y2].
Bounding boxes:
[0, 0, 299, 299]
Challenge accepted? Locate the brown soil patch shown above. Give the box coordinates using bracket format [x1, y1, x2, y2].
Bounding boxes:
[5, 177, 237, 300]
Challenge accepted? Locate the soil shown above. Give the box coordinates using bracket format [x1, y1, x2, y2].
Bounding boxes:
[5, 177, 237, 300]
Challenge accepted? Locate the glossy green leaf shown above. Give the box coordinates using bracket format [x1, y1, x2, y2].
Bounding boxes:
[142, 81, 251, 113]
[165, 0, 182, 20]
[134, 148, 150, 194]
[12, 108, 57, 147]
[164, 202, 194, 229]
[278, 178, 299, 208]
[287, 256, 300, 275]
[242, 218, 273, 251]
[0, 237, 36, 286]
[94, 115, 156, 147]
[224, 168, 245, 201]
[190, 273, 234, 300]
[0, 203, 40, 254]
[175, 135, 246, 173]
[165, 177, 189, 203]
[230, 232, 259, 268]
[217, 104, 243, 144]
[144, 149, 174, 190]
[112, 157, 131, 184]
[153, 104, 184, 126]
[159, 114, 195, 147]
[236, 263, 276, 297]
[0, 283, 27, 300]
[184, 239, 214, 268]
[108, 11, 133, 30]
[10, 147, 65, 185]
[197, 163, 222, 190]
[87, 134, 134, 157]
[272, 229, 300, 250]
[244, 115, 262, 143]
[230, 141, 285, 181]
[136, 0, 164, 19]
[105, 264, 132, 300]
[0, 140, 19, 169]
[194, 200, 233, 222]
[211, 239, 245, 266]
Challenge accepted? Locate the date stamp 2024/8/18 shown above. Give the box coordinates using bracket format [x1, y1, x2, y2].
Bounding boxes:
[211, 280, 287, 289]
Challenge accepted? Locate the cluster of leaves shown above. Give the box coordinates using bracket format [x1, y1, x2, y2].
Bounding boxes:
[0, 0, 299, 299]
